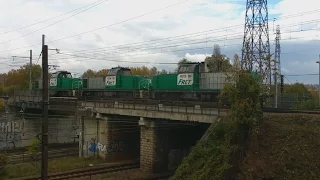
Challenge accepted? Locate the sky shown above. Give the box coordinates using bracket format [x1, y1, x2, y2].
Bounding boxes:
[0, 0, 320, 84]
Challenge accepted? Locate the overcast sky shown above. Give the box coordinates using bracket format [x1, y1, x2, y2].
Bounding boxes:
[0, 0, 319, 84]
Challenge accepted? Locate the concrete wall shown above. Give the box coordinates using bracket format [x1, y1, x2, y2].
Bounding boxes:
[81, 115, 140, 162]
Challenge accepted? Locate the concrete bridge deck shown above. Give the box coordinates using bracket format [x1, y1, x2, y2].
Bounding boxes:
[12, 95, 227, 123]
[81, 100, 227, 123]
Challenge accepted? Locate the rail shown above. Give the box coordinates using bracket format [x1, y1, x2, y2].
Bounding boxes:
[7, 148, 78, 164]
[18, 161, 139, 180]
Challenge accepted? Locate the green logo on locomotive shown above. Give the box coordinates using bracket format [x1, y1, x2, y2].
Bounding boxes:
[177, 73, 193, 85]
[177, 79, 192, 85]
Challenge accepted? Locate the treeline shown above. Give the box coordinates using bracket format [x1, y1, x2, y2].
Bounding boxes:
[81, 44, 238, 78]
[0, 64, 41, 95]
[81, 66, 170, 78]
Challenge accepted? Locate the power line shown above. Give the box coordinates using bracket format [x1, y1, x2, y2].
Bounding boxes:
[47, 31, 320, 65]
[48, 0, 192, 43]
[0, 0, 109, 36]
[14, 0, 30, 7]
[5, 31, 320, 71]
[0, 9, 320, 54]
[0, 0, 109, 45]
[284, 73, 319, 76]
[50, 22, 320, 56]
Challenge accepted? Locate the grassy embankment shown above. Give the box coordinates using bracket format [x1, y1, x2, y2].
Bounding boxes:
[171, 113, 320, 180]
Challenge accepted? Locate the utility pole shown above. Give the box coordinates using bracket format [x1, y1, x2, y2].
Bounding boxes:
[274, 25, 281, 108]
[40, 35, 45, 80]
[41, 44, 49, 180]
[241, 0, 271, 88]
[30, 50, 32, 91]
[317, 57, 320, 106]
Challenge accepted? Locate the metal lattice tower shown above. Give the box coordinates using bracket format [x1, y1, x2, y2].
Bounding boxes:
[274, 25, 281, 79]
[274, 25, 281, 107]
[241, 0, 271, 87]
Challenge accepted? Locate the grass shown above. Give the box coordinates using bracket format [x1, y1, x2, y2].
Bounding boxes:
[1, 157, 105, 179]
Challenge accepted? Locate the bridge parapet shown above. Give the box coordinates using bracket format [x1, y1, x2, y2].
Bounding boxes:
[81, 99, 227, 123]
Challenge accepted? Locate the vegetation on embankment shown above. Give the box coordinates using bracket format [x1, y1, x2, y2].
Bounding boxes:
[238, 113, 320, 180]
[171, 113, 320, 180]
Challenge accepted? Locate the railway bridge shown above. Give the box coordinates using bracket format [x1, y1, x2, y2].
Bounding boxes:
[11, 92, 227, 173]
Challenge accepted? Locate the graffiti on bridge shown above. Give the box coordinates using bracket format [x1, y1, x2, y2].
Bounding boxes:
[88, 140, 127, 154]
[0, 120, 25, 149]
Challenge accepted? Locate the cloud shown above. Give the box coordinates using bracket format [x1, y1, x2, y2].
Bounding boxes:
[0, 0, 319, 84]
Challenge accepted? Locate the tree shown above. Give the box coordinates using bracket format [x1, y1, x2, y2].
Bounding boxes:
[205, 44, 232, 72]
[178, 58, 191, 65]
[175, 58, 192, 73]
[96, 69, 108, 76]
[82, 69, 97, 78]
[131, 66, 150, 76]
[5, 64, 41, 89]
[233, 53, 241, 70]
[149, 67, 158, 77]
[27, 138, 40, 166]
[159, 69, 168, 75]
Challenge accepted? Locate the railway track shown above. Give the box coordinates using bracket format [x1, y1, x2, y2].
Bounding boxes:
[19, 162, 140, 180]
[8, 148, 78, 164]
[134, 173, 173, 180]
[263, 108, 320, 114]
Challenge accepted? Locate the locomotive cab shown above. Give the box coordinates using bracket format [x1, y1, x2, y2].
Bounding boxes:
[50, 71, 73, 87]
[176, 62, 200, 86]
[105, 67, 131, 86]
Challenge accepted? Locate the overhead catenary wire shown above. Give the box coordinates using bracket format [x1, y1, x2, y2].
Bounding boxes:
[3, 31, 320, 73]
[46, 32, 320, 66]
[0, 0, 110, 45]
[0, 0, 109, 36]
[0, 6, 319, 53]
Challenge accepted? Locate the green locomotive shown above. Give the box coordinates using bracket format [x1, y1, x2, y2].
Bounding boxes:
[33, 71, 83, 97]
[31, 61, 259, 103]
[81, 67, 150, 99]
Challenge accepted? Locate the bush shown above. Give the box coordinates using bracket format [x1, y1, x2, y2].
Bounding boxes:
[27, 138, 41, 166]
[0, 153, 8, 179]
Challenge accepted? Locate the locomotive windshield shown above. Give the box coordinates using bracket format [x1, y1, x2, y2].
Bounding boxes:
[107, 67, 131, 76]
[178, 63, 199, 73]
[51, 71, 72, 78]
[107, 69, 117, 75]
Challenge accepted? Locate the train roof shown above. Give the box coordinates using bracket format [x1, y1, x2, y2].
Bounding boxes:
[52, 70, 72, 74]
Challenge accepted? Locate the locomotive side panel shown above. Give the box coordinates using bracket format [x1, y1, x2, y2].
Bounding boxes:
[200, 72, 232, 90]
[88, 77, 105, 89]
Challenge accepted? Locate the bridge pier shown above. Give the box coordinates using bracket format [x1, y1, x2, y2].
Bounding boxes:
[139, 117, 210, 173]
[81, 113, 140, 162]
[139, 117, 167, 173]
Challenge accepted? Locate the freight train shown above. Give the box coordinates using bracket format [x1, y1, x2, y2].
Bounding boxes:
[32, 61, 258, 102]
